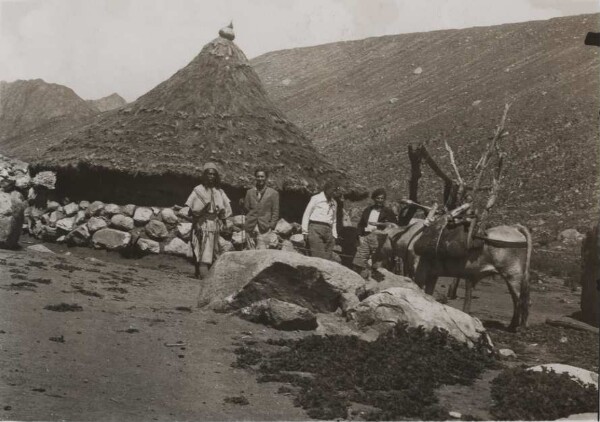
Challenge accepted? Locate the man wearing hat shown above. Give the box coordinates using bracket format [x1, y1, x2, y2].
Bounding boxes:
[185, 162, 232, 279]
[301, 181, 340, 260]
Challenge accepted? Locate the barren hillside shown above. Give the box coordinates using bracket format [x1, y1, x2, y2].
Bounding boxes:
[253, 14, 600, 232]
[86, 93, 127, 112]
[0, 79, 97, 141]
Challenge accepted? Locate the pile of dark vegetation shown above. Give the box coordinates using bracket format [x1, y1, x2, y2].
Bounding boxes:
[491, 367, 598, 420]
[488, 324, 599, 373]
[234, 324, 498, 420]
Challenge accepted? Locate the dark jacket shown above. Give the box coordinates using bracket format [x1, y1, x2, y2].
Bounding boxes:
[244, 186, 279, 233]
[357, 205, 396, 236]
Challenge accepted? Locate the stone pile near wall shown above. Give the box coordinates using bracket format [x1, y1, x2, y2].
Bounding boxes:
[0, 154, 307, 258]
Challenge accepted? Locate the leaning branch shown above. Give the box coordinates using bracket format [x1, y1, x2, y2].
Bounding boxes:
[468, 103, 511, 202]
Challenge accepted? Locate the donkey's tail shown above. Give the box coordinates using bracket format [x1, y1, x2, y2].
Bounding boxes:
[515, 224, 532, 327]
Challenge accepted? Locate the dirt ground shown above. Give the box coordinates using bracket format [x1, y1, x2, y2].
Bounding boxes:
[0, 238, 592, 421]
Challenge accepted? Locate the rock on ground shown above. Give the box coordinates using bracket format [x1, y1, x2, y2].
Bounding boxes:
[197, 250, 365, 313]
[347, 286, 489, 347]
[136, 238, 160, 254]
[26, 244, 55, 254]
[238, 298, 317, 331]
[164, 237, 192, 258]
[91, 228, 131, 251]
[527, 364, 598, 388]
[177, 222, 192, 240]
[498, 348, 517, 359]
[558, 228, 585, 244]
[65, 225, 91, 246]
[274, 219, 293, 236]
[0, 191, 26, 249]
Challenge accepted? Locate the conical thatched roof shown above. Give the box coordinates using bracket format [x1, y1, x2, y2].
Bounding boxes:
[32, 33, 365, 197]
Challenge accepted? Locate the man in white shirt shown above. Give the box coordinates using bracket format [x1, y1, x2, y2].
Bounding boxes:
[301, 181, 339, 260]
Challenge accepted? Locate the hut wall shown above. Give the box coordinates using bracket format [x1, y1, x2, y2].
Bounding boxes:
[53, 167, 311, 221]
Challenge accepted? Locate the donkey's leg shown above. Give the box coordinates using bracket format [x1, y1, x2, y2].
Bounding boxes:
[463, 279, 473, 314]
[448, 277, 460, 299]
[500, 273, 522, 332]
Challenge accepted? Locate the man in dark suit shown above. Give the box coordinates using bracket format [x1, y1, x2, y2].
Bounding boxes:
[353, 188, 397, 278]
[243, 168, 280, 249]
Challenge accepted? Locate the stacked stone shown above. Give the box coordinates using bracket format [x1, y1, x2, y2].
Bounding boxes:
[0, 154, 310, 257]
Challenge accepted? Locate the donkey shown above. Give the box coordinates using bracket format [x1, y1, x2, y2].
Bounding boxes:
[382, 220, 532, 331]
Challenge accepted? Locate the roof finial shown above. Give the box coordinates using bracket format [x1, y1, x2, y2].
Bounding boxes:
[219, 21, 235, 41]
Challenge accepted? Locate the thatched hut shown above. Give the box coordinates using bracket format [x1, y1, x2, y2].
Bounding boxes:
[28, 29, 366, 219]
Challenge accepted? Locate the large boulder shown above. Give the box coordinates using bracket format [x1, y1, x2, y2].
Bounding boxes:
[91, 228, 131, 250]
[197, 250, 365, 313]
[65, 224, 91, 246]
[164, 237, 193, 258]
[160, 208, 178, 225]
[0, 191, 26, 249]
[133, 207, 153, 225]
[87, 216, 108, 233]
[238, 298, 318, 331]
[136, 237, 160, 254]
[145, 220, 169, 240]
[110, 214, 134, 231]
[347, 286, 488, 347]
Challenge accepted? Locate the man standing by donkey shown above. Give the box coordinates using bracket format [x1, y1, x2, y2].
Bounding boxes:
[243, 168, 279, 249]
[302, 181, 340, 260]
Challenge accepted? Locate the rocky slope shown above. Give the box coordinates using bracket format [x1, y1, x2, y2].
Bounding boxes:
[86, 93, 127, 112]
[0, 79, 97, 141]
[252, 14, 600, 232]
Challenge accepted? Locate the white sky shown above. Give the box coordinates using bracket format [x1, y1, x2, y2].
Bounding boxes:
[0, 0, 597, 101]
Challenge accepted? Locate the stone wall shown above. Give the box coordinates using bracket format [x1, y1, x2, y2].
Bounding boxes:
[0, 154, 309, 258]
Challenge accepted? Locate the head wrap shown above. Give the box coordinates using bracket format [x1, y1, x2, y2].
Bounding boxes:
[203, 162, 219, 173]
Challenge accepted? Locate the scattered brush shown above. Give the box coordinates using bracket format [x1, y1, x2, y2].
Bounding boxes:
[49, 335, 65, 343]
[72, 285, 103, 298]
[488, 324, 599, 372]
[8, 281, 37, 291]
[44, 303, 83, 312]
[234, 324, 498, 420]
[224, 396, 249, 406]
[490, 367, 598, 420]
[53, 263, 82, 272]
[103, 287, 128, 294]
[28, 278, 52, 284]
